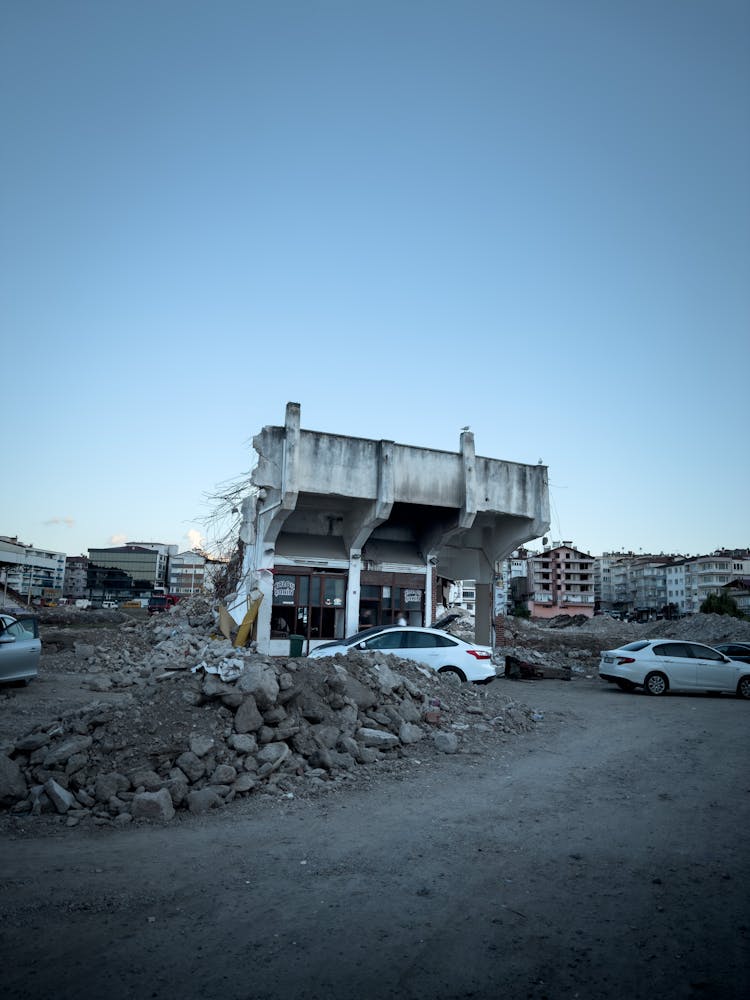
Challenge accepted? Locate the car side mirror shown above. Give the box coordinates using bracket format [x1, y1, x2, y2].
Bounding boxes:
[0, 634, 16, 645]
[357, 641, 367, 650]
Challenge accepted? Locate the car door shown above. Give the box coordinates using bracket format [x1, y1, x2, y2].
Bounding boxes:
[400, 630, 447, 671]
[0, 617, 41, 682]
[688, 642, 739, 693]
[651, 642, 697, 691]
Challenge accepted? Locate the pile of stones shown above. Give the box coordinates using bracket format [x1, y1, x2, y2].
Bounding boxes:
[0, 616, 537, 828]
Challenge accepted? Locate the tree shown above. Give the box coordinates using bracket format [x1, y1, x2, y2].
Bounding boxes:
[700, 591, 741, 617]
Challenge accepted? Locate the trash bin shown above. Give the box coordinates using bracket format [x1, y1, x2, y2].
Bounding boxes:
[289, 634, 304, 657]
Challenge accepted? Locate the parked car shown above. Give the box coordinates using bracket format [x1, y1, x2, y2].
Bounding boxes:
[599, 639, 750, 698]
[102, 600, 119, 610]
[307, 625, 497, 683]
[712, 642, 750, 665]
[0, 613, 41, 685]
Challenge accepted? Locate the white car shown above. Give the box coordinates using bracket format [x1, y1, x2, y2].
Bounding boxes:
[307, 625, 497, 683]
[0, 613, 41, 685]
[599, 639, 750, 698]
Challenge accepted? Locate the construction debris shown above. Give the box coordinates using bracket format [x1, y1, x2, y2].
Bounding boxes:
[2, 601, 747, 831]
[0, 599, 537, 829]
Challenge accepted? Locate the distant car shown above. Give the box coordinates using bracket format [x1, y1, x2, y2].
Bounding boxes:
[713, 642, 750, 665]
[102, 600, 119, 610]
[599, 639, 750, 698]
[307, 625, 497, 683]
[0, 613, 41, 685]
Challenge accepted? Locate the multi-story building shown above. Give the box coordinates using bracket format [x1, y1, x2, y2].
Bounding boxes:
[168, 550, 207, 596]
[631, 558, 672, 613]
[63, 555, 89, 599]
[447, 579, 476, 614]
[528, 543, 595, 618]
[87, 543, 172, 599]
[665, 560, 690, 614]
[721, 578, 750, 617]
[684, 553, 738, 613]
[595, 549, 749, 617]
[0, 536, 66, 604]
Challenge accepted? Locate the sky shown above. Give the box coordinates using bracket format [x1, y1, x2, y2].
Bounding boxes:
[2, 0, 748, 560]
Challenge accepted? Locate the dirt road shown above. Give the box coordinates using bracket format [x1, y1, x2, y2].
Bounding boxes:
[2, 677, 748, 1000]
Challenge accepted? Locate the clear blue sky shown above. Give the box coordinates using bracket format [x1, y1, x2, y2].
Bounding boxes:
[2, 1, 748, 559]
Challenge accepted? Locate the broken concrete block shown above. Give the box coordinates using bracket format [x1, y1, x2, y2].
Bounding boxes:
[210, 764, 237, 785]
[234, 695, 264, 734]
[130, 769, 162, 791]
[228, 733, 257, 754]
[236, 662, 279, 708]
[432, 732, 459, 754]
[232, 773, 257, 794]
[187, 788, 222, 815]
[399, 722, 425, 744]
[43, 735, 93, 768]
[0, 755, 28, 805]
[132, 788, 175, 822]
[189, 734, 215, 758]
[95, 772, 131, 803]
[175, 751, 206, 783]
[356, 728, 399, 749]
[44, 778, 76, 814]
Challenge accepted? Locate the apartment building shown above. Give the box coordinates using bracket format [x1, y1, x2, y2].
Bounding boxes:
[684, 552, 744, 613]
[528, 543, 595, 618]
[0, 536, 66, 603]
[63, 555, 89, 599]
[596, 549, 749, 617]
[168, 550, 207, 596]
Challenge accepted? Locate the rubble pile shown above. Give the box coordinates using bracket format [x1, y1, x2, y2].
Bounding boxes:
[0, 599, 537, 828]
[496, 611, 750, 678]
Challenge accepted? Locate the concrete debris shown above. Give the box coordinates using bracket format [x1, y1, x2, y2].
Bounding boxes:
[496, 611, 750, 679]
[0, 597, 538, 829]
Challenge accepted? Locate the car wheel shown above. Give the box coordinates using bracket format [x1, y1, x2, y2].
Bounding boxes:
[737, 676, 750, 700]
[644, 672, 668, 696]
[615, 679, 635, 692]
[438, 666, 466, 683]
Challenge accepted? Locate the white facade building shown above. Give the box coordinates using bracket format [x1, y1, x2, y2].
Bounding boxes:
[0, 536, 66, 604]
[168, 550, 207, 596]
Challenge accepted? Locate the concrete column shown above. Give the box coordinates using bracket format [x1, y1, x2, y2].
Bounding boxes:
[459, 428, 477, 528]
[424, 561, 434, 627]
[346, 553, 362, 636]
[281, 402, 300, 504]
[475, 581, 492, 646]
[256, 566, 274, 651]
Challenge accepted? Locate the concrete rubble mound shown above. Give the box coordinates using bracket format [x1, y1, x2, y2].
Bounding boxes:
[0, 598, 537, 828]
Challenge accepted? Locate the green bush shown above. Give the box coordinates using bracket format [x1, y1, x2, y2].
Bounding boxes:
[700, 592, 742, 617]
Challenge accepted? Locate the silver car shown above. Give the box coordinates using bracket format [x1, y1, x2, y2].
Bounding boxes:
[599, 639, 750, 698]
[0, 613, 41, 684]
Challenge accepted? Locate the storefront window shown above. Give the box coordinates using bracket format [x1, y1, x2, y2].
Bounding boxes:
[271, 571, 347, 641]
[358, 582, 424, 626]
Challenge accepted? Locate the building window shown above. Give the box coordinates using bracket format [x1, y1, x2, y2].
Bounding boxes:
[358, 583, 423, 628]
[271, 571, 348, 641]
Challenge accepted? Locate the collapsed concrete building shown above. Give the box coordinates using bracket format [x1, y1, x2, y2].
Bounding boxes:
[228, 403, 550, 655]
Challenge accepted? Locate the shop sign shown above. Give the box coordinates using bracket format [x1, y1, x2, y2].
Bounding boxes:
[273, 576, 296, 605]
[404, 589, 422, 605]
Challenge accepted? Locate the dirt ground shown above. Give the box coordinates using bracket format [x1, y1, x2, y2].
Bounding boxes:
[1, 611, 748, 999]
